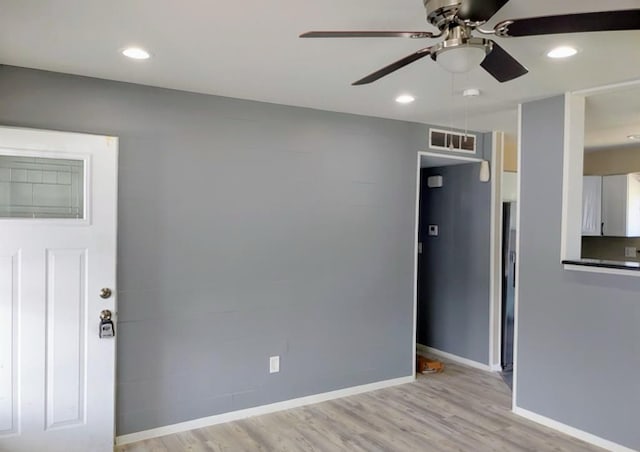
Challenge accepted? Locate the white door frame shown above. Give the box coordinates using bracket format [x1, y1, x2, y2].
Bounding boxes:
[411, 150, 488, 375]
[0, 126, 118, 452]
[489, 132, 505, 372]
[412, 137, 506, 374]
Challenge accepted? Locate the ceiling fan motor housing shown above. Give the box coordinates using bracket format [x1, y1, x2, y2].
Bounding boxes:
[424, 0, 463, 29]
[423, 2, 493, 73]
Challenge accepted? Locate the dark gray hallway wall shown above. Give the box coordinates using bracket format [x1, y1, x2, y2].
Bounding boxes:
[0, 66, 424, 435]
[519, 96, 640, 449]
[417, 162, 491, 365]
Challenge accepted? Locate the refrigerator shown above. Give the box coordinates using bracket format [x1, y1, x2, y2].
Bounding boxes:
[501, 202, 517, 372]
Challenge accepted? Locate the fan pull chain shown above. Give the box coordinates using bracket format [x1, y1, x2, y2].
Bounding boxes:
[449, 72, 455, 149]
[464, 72, 469, 139]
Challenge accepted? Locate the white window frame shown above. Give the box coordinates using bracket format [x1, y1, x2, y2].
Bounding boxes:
[561, 79, 640, 277]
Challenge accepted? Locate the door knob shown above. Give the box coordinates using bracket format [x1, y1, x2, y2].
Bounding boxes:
[100, 288, 112, 299]
[100, 309, 112, 320]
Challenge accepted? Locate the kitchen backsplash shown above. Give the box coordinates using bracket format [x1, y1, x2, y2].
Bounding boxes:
[582, 236, 640, 262]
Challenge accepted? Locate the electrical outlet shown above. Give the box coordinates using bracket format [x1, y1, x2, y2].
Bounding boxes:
[625, 247, 637, 258]
[269, 356, 280, 374]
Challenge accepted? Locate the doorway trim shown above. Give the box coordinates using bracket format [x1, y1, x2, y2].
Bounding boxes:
[489, 131, 505, 372]
[0, 126, 118, 451]
[412, 150, 486, 376]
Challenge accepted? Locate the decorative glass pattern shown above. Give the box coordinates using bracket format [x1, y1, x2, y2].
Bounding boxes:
[0, 156, 84, 219]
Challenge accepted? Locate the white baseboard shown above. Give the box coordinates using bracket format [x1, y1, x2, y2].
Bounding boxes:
[490, 363, 503, 372]
[417, 344, 493, 372]
[513, 406, 637, 452]
[116, 375, 415, 446]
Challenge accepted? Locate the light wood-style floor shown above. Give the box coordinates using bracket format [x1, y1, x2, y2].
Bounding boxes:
[117, 357, 603, 451]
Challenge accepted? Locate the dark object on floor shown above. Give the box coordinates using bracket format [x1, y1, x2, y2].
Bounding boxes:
[501, 370, 513, 390]
[417, 355, 444, 373]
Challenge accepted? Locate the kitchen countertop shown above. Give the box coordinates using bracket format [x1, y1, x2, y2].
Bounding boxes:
[562, 258, 640, 270]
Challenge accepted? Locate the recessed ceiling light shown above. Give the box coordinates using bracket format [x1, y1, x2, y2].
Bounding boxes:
[628, 134, 640, 141]
[122, 47, 151, 60]
[396, 94, 415, 104]
[546, 46, 578, 59]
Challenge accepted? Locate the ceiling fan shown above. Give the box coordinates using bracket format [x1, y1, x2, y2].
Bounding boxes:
[300, 0, 640, 85]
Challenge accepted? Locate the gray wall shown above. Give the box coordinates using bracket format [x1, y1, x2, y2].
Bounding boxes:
[0, 66, 426, 435]
[417, 161, 491, 365]
[519, 96, 640, 449]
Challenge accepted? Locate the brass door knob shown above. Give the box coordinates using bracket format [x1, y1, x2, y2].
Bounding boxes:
[100, 309, 112, 320]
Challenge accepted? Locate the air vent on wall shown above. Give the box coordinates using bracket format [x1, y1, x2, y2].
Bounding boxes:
[429, 128, 476, 154]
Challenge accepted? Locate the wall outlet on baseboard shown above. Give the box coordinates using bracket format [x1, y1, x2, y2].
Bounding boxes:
[624, 247, 637, 258]
[269, 356, 280, 373]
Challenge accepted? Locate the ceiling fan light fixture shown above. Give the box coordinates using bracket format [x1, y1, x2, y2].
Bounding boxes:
[432, 33, 491, 74]
[628, 134, 640, 141]
[435, 45, 487, 73]
[546, 46, 577, 59]
[395, 94, 416, 104]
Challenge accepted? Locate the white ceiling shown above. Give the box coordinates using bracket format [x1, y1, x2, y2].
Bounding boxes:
[585, 83, 640, 151]
[1, 0, 640, 136]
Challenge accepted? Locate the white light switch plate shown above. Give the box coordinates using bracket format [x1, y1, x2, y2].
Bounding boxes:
[269, 356, 280, 373]
[625, 247, 637, 258]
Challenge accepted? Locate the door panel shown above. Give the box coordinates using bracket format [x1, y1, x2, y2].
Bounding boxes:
[0, 250, 19, 435]
[0, 127, 117, 452]
[45, 248, 88, 430]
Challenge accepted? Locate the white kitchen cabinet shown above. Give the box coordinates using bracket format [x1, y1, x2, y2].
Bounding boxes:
[602, 173, 640, 237]
[582, 175, 602, 236]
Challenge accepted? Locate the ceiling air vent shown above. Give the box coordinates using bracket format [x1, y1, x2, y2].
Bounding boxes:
[429, 128, 476, 154]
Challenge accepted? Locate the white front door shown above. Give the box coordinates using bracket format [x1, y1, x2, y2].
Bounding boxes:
[0, 127, 118, 452]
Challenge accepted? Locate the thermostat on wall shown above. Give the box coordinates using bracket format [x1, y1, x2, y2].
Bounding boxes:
[428, 225, 439, 236]
[427, 175, 443, 188]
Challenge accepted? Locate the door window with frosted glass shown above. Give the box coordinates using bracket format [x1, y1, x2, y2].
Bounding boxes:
[0, 156, 84, 219]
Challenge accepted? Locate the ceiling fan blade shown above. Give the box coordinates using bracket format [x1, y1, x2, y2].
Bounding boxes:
[494, 9, 640, 37]
[300, 31, 434, 39]
[352, 48, 432, 86]
[457, 0, 511, 22]
[480, 41, 528, 82]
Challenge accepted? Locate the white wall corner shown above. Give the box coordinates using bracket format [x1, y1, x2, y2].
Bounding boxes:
[489, 131, 504, 371]
[512, 104, 523, 412]
[561, 92, 586, 261]
[412, 152, 422, 378]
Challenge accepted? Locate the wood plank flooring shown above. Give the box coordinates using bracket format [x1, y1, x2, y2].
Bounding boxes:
[116, 357, 604, 451]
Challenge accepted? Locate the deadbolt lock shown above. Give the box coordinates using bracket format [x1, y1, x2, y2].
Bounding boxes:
[99, 310, 115, 338]
[100, 288, 112, 299]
